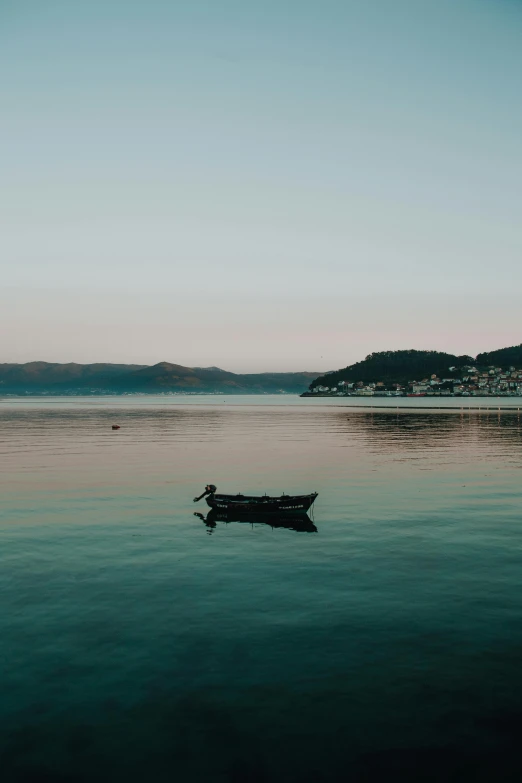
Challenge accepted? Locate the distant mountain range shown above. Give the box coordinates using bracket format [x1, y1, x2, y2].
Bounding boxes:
[308, 344, 522, 390]
[0, 361, 321, 395]
[3, 344, 521, 396]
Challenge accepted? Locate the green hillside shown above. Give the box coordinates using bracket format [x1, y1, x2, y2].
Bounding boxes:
[476, 344, 522, 368]
[0, 361, 320, 395]
[310, 350, 474, 389]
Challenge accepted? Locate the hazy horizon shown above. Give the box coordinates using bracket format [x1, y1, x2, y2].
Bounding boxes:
[2, 0, 521, 372]
[0, 336, 516, 375]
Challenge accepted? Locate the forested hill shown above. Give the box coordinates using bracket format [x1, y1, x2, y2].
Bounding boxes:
[0, 361, 320, 395]
[309, 350, 474, 389]
[476, 344, 522, 368]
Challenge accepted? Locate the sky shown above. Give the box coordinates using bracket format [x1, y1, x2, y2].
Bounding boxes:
[1, 0, 521, 372]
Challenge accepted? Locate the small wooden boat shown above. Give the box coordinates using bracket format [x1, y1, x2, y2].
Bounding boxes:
[193, 485, 318, 515]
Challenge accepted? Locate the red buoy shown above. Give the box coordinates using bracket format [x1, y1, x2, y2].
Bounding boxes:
[112, 425, 120, 430]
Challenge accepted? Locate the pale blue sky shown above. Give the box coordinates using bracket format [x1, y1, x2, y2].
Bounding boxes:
[1, 0, 521, 371]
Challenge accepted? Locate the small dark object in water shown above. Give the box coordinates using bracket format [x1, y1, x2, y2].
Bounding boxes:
[193, 484, 318, 515]
[111, 425, 121, 430]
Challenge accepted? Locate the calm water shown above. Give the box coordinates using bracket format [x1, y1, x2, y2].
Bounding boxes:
[2, 396, 522, 782]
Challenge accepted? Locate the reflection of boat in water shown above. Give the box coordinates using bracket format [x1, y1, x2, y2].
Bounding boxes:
[193, 485, 318, 515]
[194, 510, 317, 533]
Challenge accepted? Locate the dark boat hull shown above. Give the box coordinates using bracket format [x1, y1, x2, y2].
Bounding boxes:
[206, 492, 318, 515]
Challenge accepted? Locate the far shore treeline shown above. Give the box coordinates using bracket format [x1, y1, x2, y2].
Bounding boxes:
[1, 344, 521, 396]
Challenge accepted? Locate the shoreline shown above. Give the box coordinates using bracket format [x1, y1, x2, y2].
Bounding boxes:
[1, 394, 521, 413]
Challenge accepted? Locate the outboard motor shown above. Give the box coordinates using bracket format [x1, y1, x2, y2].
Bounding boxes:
[193, 484, 217, 503]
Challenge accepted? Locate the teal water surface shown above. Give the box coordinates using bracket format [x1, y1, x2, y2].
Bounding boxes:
[1, 397, 522, 781]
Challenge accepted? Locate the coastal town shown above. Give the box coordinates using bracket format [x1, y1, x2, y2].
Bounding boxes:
[304, 364, 522, 398]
